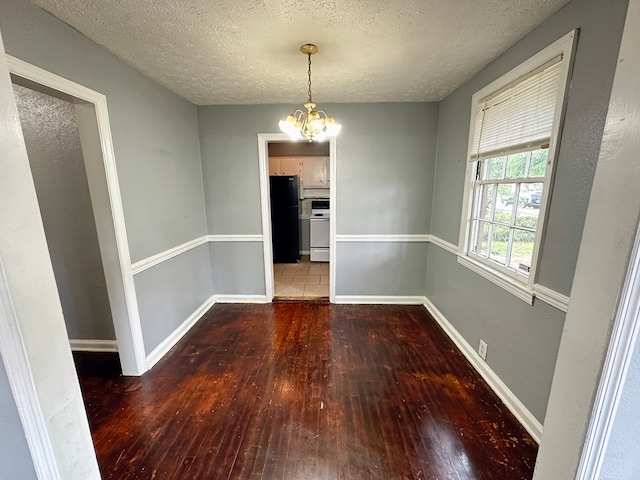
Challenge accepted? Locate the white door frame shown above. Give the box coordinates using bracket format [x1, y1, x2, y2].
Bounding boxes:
[0, 263, 63, 478]
[574, 2, 640, 474]
[533, 0, 640, 476]
[576, 219, 640, 478]
[7, 55, 146, 376]
[257, 133, 337, 302]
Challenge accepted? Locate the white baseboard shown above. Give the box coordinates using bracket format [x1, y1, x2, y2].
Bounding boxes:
[69, 339, 118, 352]
[333, 295, 426, 305]
[145, 294, 216, 370]
[422, 296, 543, 442]
[214, 294, 270, 303]
[331, 293, 542, 440]
[145, 293, 272, 371]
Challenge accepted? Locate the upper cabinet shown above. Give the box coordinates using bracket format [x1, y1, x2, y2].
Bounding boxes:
[269, 155, 330, 191]
[269, 157, 301, 176]
[301, 157, 330, 188]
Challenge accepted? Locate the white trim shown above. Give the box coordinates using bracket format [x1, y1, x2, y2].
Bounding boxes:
[427, 235, 458, 254]
[300, 250, 310, 255]
[257, 133, 337, 303]
[429, 234, 569, 311]
[532, 284, 569, 312]
[257, 134, 280, 301]
[458, 255, 534, 305]
[131, 234, 264, 276]
[145, 293, 272, 371]
[422, 296, 543, 442]
[329, 137, 337, 303]
[214, 294, 270, 303]
[207, 234, 263, 242]
[129, 231, 569, 313]
[0, 258, 62, 479]
[457, 31, 577, 301]
[81, 96, 146, 374]
[336, 234, 431, 243]
[7, 55, 147, 376]
[9, 55, 95, 101]
[69, 339, 118, 352]
[145, 294, 216, 370]
[131, 236, 209, 275]
[577, 219, 640, 479]
[333, 295, 427, 305]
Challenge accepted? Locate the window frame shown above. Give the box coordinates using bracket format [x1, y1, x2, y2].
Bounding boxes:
[457, 30, 577, 304]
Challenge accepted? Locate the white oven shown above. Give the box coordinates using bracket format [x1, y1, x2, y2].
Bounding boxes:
[310, 200, 329, 262]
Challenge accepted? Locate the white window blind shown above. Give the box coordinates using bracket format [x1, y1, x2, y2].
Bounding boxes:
[470, 55, 563, 161]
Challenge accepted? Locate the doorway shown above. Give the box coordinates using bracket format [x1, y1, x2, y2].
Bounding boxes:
[257, 133, 337, 302]
[12, 82, 116, 351]
[8, 56, 146, 376]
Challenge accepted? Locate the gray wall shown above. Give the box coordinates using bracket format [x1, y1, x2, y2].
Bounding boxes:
[209, 242, 266, 295]
[426, 246, 565, 422]
[0, 359, 37, 479]
[426, 0, 628, 423]
[134, 244, 212, 353]
[13, 84, 115, 341]
[0, 0, 207, 262]
[334, 103, 437, 295]
[198, 103, 438, 296]
[337, 243, 428, 297]
[334, 104, 437, 237]
[0, 0, 212, 357]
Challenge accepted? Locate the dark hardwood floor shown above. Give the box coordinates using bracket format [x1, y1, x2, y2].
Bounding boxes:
[74, 303, 538, 479]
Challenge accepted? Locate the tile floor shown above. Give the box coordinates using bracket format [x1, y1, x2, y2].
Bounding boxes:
[274, 255, 329, 299]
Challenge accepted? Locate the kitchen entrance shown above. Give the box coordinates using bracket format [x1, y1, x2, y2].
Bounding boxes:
[267, 140, 331, 300]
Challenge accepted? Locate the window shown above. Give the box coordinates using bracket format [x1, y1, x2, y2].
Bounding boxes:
[458, 31, 576, 302]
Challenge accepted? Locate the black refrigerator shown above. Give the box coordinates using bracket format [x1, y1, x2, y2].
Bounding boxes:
[270, 175, 300, 263]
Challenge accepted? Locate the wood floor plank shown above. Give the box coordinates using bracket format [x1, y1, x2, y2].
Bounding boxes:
[74, 303, 538, 479]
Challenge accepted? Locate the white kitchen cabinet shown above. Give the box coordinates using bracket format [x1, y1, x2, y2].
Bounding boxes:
[269, 156, 330, 191]
[268, 158, 279, 176]
[269, 157, 301, 176]
[301, 157, 329, 188]
[281, 157, 301, 176]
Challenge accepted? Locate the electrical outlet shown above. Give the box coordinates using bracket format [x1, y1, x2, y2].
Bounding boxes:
[478, 339, 488, 360]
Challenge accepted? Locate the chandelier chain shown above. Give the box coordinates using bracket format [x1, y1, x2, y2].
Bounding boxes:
[307, 53, 313, 103]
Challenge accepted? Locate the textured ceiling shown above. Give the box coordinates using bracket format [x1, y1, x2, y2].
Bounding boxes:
[31, 0, 572, 105]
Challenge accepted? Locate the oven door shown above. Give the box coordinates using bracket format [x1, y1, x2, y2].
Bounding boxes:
[310, 217, 329, 248]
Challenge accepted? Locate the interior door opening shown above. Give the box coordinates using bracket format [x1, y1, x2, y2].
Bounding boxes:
[11, 81, 118, 355]
[7, 67, 145, 384]
[8, 56, 146, 377]
[267, 140, 331, 300]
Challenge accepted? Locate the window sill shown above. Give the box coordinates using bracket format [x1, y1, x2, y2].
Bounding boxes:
[457, 255, 534, 305]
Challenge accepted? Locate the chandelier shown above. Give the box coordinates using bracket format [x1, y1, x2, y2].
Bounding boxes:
[279, 44, 341, 142]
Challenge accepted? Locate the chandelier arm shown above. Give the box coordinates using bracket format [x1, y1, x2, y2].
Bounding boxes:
[302, 114, 312, 140]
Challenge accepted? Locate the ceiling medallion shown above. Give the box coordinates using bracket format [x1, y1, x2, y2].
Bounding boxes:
[279, 44, 341, 142]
